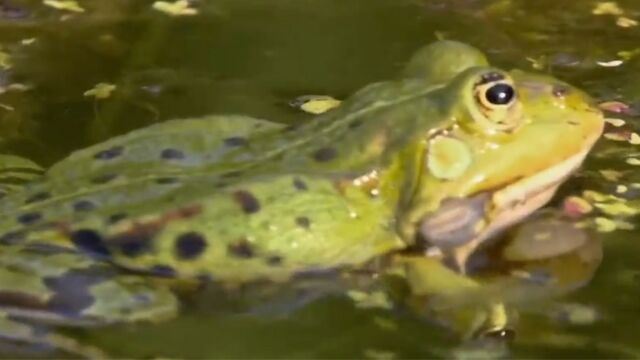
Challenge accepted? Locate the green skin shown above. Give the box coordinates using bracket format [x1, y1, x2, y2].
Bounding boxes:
[0, 41, 604, 354]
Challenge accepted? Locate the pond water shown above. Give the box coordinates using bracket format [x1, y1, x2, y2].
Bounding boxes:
[1, 0, 640, 358]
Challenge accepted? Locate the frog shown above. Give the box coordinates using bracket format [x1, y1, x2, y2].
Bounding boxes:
[0, 40, 604, 356]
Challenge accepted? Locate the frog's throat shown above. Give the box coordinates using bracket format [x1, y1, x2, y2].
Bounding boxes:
[483, 141, 592, 240]
[420, 133, 597, 253]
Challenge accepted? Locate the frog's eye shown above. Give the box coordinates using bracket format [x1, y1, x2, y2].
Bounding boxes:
[475, 72, 517, 109]
[467, 70, 523, 133]
[484, 83, 515, 106]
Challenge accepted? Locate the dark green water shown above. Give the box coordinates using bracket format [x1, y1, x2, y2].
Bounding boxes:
[2, 0, 640, 358]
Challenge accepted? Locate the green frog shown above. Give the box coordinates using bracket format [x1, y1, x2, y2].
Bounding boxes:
[0, 40, 603, 356]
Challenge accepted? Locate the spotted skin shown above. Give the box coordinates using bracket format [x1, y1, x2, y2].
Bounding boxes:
[0, 40, 605, 354]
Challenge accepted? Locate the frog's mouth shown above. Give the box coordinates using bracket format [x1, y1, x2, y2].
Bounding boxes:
[419, 140, 595, 253]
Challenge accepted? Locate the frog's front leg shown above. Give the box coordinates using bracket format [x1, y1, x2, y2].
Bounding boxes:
[393, 210, 602, 340]
[390, 255, 514, 340]
[0, 246, 178, 357]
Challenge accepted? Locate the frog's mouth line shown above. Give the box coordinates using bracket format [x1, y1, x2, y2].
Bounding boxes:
[419, 131, 600, 254]
[483, 144, 592, 239]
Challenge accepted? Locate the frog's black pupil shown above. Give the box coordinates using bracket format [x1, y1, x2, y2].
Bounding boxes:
[485, 83, 515, 105]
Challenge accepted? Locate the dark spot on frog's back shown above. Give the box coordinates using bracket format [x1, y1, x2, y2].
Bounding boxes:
[295, 216, 311, 229]
[266, 255, 283, 266]
[223, 136, 248, 147]
[221, 170, 243, 179]
[0, 230, 25, 244]
[107, 213, 128, 224]
[232, 190, 261, 214]
[293, 177, 308, 191]
[348, 119, 363, 129]
[156, 177, 180, 185]
[16, 212, 42, 225]
[111, 232, 154, 257]
[71, 229, 111, 257]
[160, 148, 186, 160]
[73, 200, 96, 212]
[94, 146, 124, 160]
[312, 147, 338, 162]
[150, 264, 177, 277]
[175, 231, 207, 260]
[24, 191, 51, 204]
[44, 268, 107, 315]
[228, 239, 255, 258]
[91, 173, 118, 184]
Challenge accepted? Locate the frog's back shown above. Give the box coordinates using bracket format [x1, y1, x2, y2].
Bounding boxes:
[0, 75, 451, 282]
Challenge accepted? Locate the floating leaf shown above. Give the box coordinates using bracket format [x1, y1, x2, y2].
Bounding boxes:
[551, 303, 600, 326]
[604, 131, 629, 141]
[618, 48, 640, 61]
[600, 101, 630, 113]
[599, 169, 624, 181]
[290, 95, 342, 115]
[617, 16, 638, 27]
[364, 349, 396, 360]
[625, 158, 640, 166]
[0, 50, 11, 70]
[43, 0, 85, 13]
[616, 184, 628, 194]
[20, 38, 36, 46]
[597, 59, 624, 67]
[582, 190, 612, 203]
[630, 133, 640, 145]
[594, 217, 617, 232]
[83, 83, 116, 99]
[595, 200, 639, 216]
[152, 1, 198, 16]
[592, 1, 624, 16]
[562, 196, 594, 218]
[604, 117, 626, 127]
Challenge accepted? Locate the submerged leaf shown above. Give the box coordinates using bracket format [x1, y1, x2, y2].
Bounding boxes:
[152, 1, 198, 16]
[599, 169, 624, 181]
[83, 83, 116, 99]
[625, 158, 640, 166]
[43, 0, 85, 13]
[617, 16, 638, 27]
[604, 117, 626, 127]
[594, 217, 617, 232]
[592, 1, 624, 16]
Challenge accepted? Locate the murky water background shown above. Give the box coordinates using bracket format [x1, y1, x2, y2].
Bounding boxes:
[2, 0, 640, 358]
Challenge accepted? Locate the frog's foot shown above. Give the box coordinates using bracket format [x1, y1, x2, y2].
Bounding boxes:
[289, 95, 342, 114]
[393, 255, 514, 339]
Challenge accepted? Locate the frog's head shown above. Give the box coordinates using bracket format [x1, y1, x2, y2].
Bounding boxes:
[397, 64, 604, 268]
